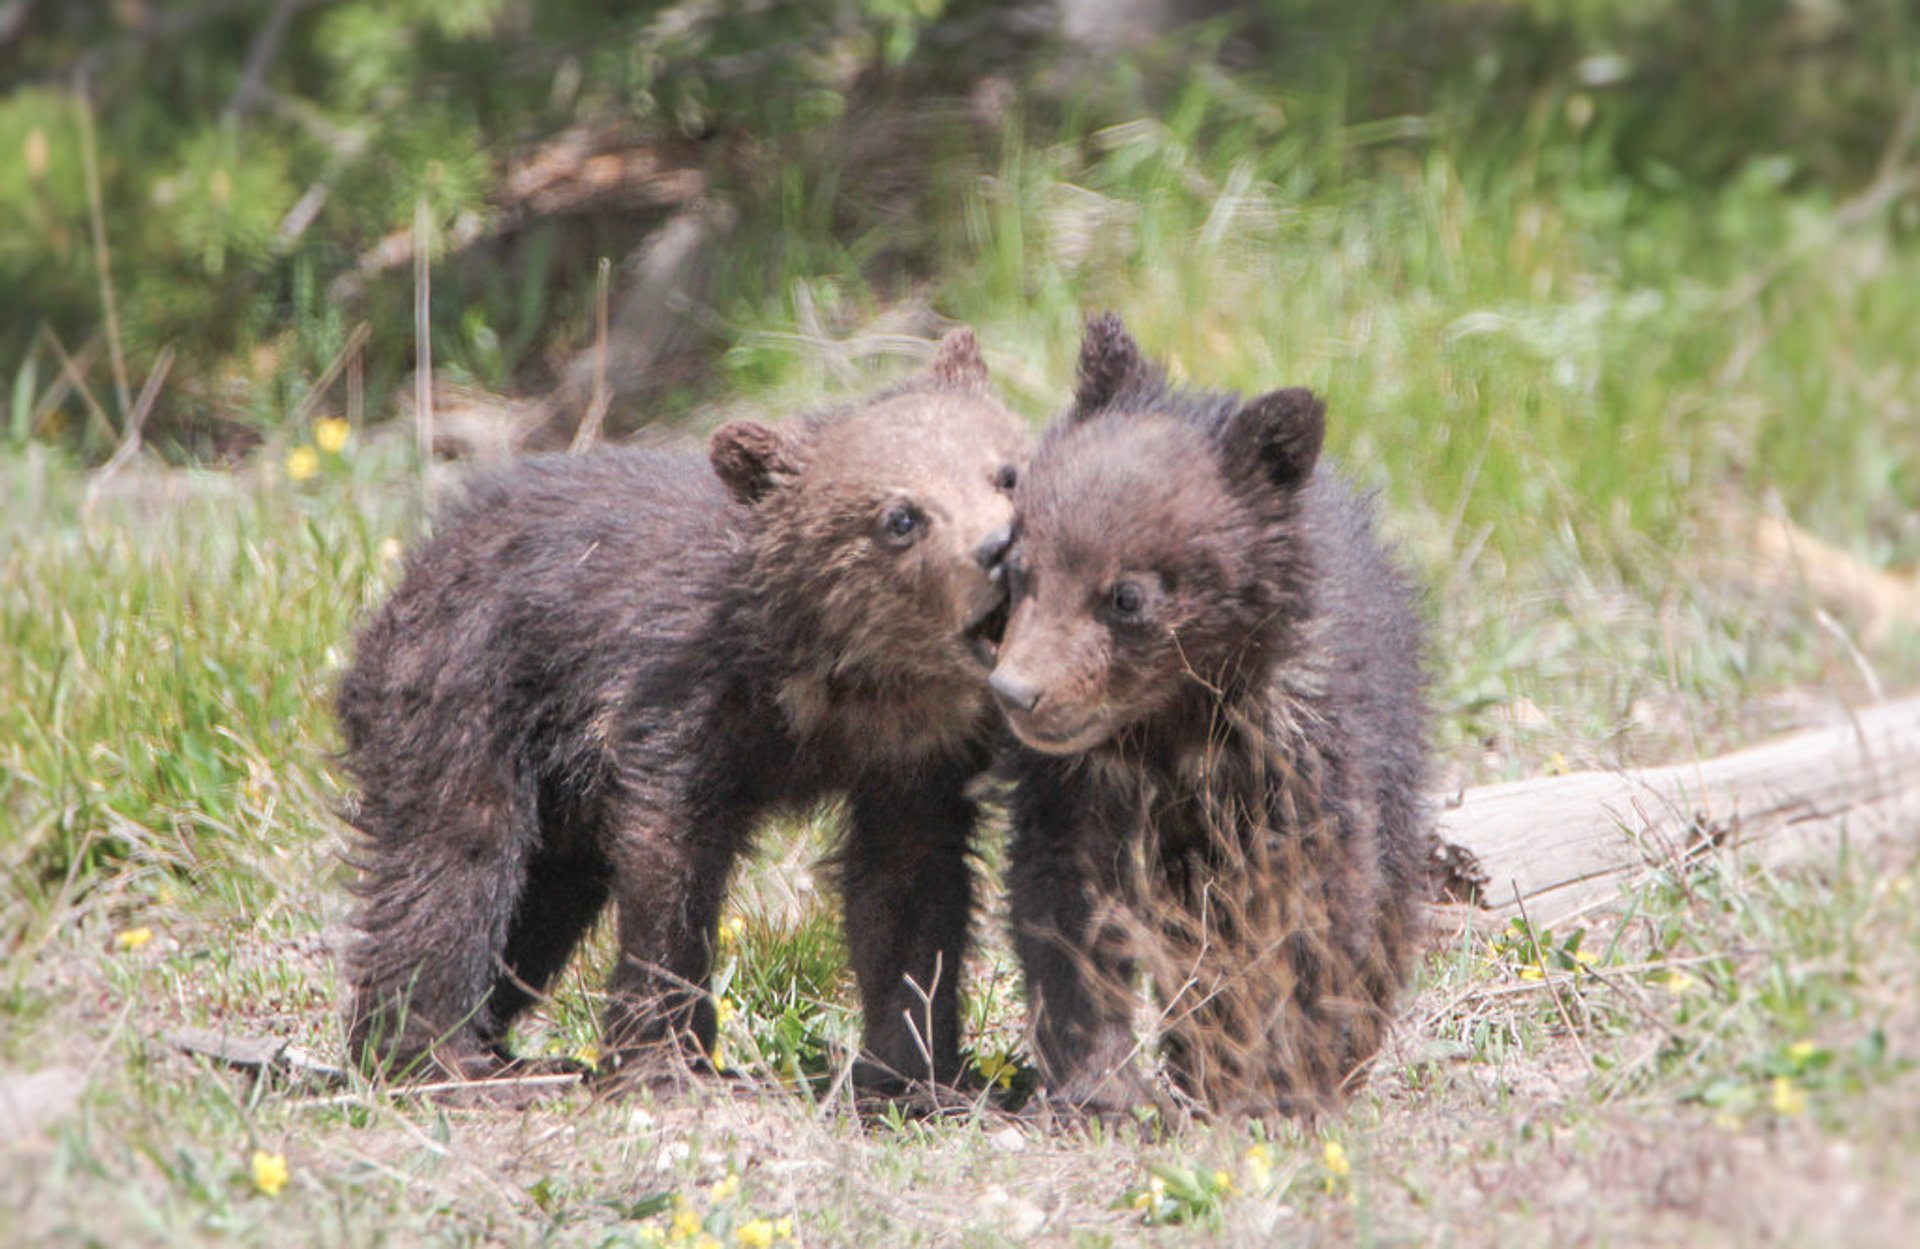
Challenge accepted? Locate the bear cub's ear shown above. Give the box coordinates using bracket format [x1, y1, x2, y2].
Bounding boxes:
[710, 420, 802, 505]
[1072, 312, 1161, 417]
[1219, 387, 1326, 491]
[926, 327, 990, 393]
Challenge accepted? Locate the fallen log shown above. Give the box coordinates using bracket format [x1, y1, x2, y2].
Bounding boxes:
[1435, 695, 1920, 927]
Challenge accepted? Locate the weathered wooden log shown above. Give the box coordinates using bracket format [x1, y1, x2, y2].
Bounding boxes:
[1435, 695, 1920, 927]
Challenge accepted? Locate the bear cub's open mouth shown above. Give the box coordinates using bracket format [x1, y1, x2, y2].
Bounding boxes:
[963, 585, 1011, 666]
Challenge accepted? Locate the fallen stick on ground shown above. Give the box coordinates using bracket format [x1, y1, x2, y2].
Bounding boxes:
[1434, 695, 1920, 928]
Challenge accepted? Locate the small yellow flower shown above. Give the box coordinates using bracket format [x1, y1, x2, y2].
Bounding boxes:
[1787, 1040, 1817, 1065]
[115, 926, 154, 952]
[314, 417, 351, 455]
[1130, 1173, 1167, 1211]
[1571, 947, 1597, 967]
[1769, 1076, 1805, 1116]
[1322, 1139, 1350, 1178]
[1517, 965, 1544, 982]
[708, 1173, 740, 1203]
[670, 1205, 703, 1240]
[773, 1215, 793, 1240]
[693, 1237, 722, 1249]
[1245, 1142, 1274, 1189]
[1211, 1167, 1236, 1195]
[637, 1226, 667, 1246]
[1659, 969, 1700, 995]
[718, 915, 747, 947]
[735, 1218, 776, 1249]
[250, 1150, 289, 1196]
[573, 1041, 602, 1071]
[976, 1051, 1017, 1089]
[286, 445, 319, 481]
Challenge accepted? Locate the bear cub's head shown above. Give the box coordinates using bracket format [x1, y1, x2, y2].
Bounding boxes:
[709, 329, 1030, 719]
[990, 314, 1325, 755]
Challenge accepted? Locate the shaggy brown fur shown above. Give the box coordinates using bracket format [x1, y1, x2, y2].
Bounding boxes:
[990, 315, 1432, 1117]
[337, 330, 1028, 1092]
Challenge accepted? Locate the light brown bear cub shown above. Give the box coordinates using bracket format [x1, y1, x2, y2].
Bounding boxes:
[339, 330, 1027, 1094]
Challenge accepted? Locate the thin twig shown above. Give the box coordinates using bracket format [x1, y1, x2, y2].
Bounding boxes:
[73, 81, 132, 423]
[1513, 886, 1595, 1075]
[41, 325, 116, 446]
[294, 1072, 582, 1109]
[348, 335, 365, 430]
[28, 328, 98, 435]
[289, 321, 372, 429]
[570, 256, 615, 452]
[413, 196, 434, 497]
[94, 345, 173, 482]
[224, 0, 306, 120]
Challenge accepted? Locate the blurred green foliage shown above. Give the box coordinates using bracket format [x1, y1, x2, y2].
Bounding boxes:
[2, 0, 1915, 458]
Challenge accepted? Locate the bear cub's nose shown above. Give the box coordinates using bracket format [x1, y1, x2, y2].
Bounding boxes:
[989, 668, 1042, 714]
[974, 525, 1014, 571]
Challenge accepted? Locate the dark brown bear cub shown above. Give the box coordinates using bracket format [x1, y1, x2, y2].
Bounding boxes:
[990, 315, 1432, 1117]
[338, 330, 1028, 1092]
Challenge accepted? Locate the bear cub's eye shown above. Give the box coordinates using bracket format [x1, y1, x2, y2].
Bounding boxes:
[995, 464, 1019, 492]
[1109, 580, 1148, 621]
[881, 503, 924, 546]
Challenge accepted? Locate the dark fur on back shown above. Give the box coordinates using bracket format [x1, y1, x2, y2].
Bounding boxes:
[991, 315, 1432, 1116]
[338, 332, 1028, 1089]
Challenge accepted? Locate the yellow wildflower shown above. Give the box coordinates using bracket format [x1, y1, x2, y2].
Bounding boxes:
[709, 999, 737, 1071]
[286, 445, 319, 481]
[115, 926, 154, 952]
[693, 1238, 722, 1249]
[250, 1150, 289, 1196]
[1212, 1167, 1236, 1195]
[1571, 947, 1597, 967]
[670, 1205, 702, 1240]
[573, 1041, 602, 1071]
[1322, 1139, 1350, 1178]
[774, 1215, 794, 1240]
[637, 1226, 666, 1246]
[976, 1051, 1017, 1089]
[1130, 1173, 1167, 1211]
[1517, 965, 1544, 982]
[1787, 1040, 1817, 1065]
[315, 417, 351, 455]
[735, 1218, 776, 1249]
[1659, 969, 1699, 995]
[1769, 1076, 1805, 1116]
[708, 1173, 740, 1203]
[1245, 1142, 1274, 1190]
[718, 915, 748, 947]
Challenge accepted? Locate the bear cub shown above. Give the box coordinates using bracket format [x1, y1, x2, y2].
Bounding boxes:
[990, 315, 1433, 1116]
[338, 330, 1028, 1091]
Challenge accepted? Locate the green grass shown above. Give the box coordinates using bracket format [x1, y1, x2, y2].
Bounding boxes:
[6, 31, 1920, 1241]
